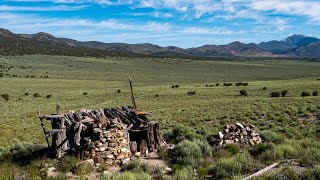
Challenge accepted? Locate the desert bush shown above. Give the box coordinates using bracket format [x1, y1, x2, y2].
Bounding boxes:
[134, 172, 152, 180]
[263, 87, 267, 90]
[114, 172, 136, 180]
[155, 94, 159, 97]
[261, 144, 297, 161]
[270, 91, 280, 97]
[173, 140, 202, 166]
[1, 93, 9, 101]
[281, 90, 288, 97]
[260, 130, 285, 144]
[56, 155, 78, 173]
[33, 93, 41, 98]
[24, 92, 29, 96]
[124, 158, 140, 171]
[83, 92, 88, 95]
[187, 91, 196, 95]
[117, 89, 121, 93]
[46, 94, 52, 99]
[208, 157, 241, 179]
[249, 143, 274, 157]
[158, 146, 169, 160]
[239, 90, 248, 96]
[225, 144, 240, 155]
[261, 167, 299, 180]
[301, 91, 311, 97]
[197, 166, 208, 179]
[223, 83, 233, 86]
[0, 161, 15, 180]
[300, 166, 320, 179]
[48, 173, 67, 180]
[163, 124, 200, 144]
[216, 83, 220, 86]
[76, 162, 93, 177]
[173, 167, 193, 180]
[313, 91, 319, 96]
[194, 139, 212, 158]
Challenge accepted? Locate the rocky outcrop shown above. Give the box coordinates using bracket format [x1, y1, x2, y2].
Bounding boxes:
[213, 123, 261, 147]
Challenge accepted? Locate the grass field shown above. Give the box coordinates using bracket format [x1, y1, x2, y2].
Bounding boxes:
[0, 55, 320, 146]
[1, 55, 320, 179]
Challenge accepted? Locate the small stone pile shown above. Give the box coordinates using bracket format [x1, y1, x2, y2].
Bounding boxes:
[214, 123, 262, 147]
[91, 118, 131, 165]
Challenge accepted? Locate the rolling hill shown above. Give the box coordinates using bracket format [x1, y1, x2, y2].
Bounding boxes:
[1, 28, 320, 58]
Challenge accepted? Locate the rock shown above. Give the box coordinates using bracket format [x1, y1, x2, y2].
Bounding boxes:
[218, 132, 224, 139]
[249, 139, 255, 146]
[163, 167, 172, 174]
[47, 167, 58, 177]
[122, 158, 130, 166]
[116, 153, 126, 160]
[134, 152, 141, 157]
[106, 154, 115, 159]
[235, 123, 244, 129]
[94, 156, 104, 163]
[225, 140, 234, 144]
[77, 159, 94, 167]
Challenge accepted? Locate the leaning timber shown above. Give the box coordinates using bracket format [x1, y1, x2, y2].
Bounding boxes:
[38, 106, 161, 165]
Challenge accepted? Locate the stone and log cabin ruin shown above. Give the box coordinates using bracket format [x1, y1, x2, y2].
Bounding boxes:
[38, 106, 161, 165]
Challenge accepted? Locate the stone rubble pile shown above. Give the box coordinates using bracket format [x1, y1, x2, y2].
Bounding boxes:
[214, 123, 262, 147]
[91, 118, 131, 166]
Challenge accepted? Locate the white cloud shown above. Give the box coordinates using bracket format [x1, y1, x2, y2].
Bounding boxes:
[0, 5, 86, 11]
[250, 0, 320, 22]
[181, 27, 236, 34]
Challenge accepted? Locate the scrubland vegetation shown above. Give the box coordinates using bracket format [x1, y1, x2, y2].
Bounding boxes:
[0, 55, 320, 179]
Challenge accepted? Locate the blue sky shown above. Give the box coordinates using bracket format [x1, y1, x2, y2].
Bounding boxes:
[1, 0, 320, 48]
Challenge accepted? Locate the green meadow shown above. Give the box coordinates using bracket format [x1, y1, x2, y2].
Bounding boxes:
[0, 55, 319, 145]
[1, 55, 320, 179]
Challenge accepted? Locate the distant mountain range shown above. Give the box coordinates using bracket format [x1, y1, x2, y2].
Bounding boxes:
[1, 28, 320, 58]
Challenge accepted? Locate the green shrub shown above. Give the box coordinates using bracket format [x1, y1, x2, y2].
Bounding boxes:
[76, 162, 93, 176]
[225, 144, 240, 155]
[48, 173, 67, 180]
[83, 92, 88, 95]
[24, 92, 29, 96]
[46, 94, 52, 99]
[239, 90, 248, 96]
[124, 158, 140, 171]
[114, 172, 136, 180]
[194, 139, 212, 158]
[216, 83, 220, 86]
[208, 158, 241, 179]
[263, 87, 267, 90]
[1, 93, 9, 101]
[163, 124, 200, 144]
[133, 172, 152, 180]
[56, 156, 78, 173]
[187, 91, 196, 95]
[260, 130, 285, 144]
[281, 90, 288, 97]
[300, 166, 320, 179]
[117, 89, 121, 93]
[313, 91, 319, 96]
[249, 143, 274, 157]
[301, 91, 311, 97]
[33, 93, 41, 98]
[262, 167, 299, 180]
[173, 167, 193, 180]
[270, 92, 280, 97]
[197, 166, 208, 180]
[173, 140, 202, 166]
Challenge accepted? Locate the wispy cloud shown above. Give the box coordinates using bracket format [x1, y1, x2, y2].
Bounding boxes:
[249, 0, 320, 22]
[0, 5, 86, 11]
